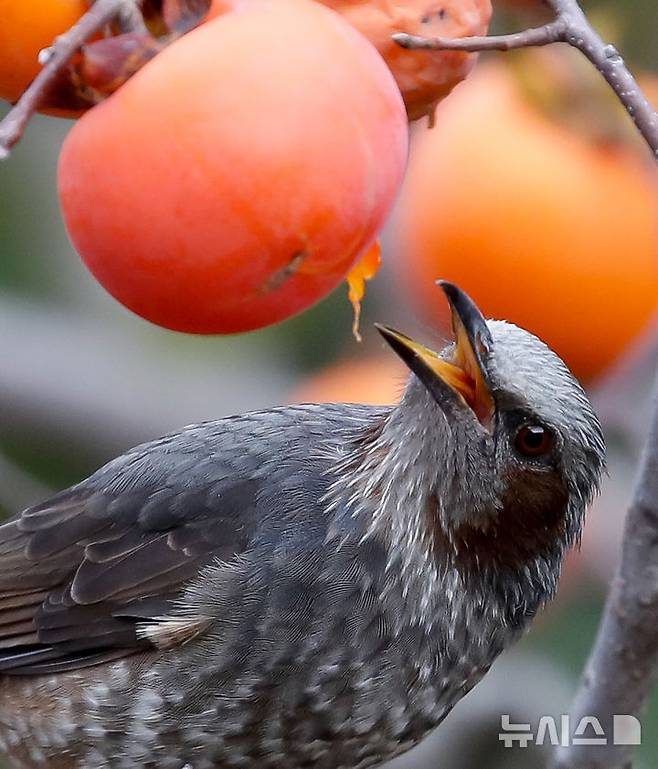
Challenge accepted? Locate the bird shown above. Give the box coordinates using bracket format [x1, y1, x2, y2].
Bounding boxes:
[0, 282, 605, 769]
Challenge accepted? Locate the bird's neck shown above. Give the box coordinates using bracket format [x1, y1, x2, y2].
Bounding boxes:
[326, 402, 565, 648]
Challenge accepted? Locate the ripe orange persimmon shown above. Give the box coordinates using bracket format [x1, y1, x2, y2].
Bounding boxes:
[0, 0, 89, 104]
[59, 0, 408, 334]
[291, 357, 406, 405]
[394, 62, 658, 382]
[207, 0, 492, 121]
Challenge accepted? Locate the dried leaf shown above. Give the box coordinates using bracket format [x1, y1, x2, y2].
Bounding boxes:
[75, 33, 165, 99]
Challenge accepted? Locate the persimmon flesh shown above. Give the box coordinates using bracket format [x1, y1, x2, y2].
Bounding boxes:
[58, 0, 408, 334]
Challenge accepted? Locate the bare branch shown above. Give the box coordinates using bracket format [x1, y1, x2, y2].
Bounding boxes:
[115, 0, 149, 34]
[0, 0, 144, 159]
[554, 0, 658, 160]
[393, 20, 566, 53]
[551, 381, 658, 769]
[394, 0, 658, 158]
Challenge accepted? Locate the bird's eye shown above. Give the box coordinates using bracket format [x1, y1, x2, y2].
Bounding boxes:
[514, 424, 553, 458]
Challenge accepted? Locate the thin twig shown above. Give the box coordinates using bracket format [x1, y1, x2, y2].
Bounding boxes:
[394, 0, 658, 158]
[0, 0, 143, 159]
[553, 0, 658, 159]
[116, 0, 149, 34]
[393, 19, 566, 53]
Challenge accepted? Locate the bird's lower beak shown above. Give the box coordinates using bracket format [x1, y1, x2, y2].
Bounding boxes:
[376, 282, 495, 425]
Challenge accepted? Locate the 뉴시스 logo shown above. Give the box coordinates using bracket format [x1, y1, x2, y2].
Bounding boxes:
[499, 714, 642, 748]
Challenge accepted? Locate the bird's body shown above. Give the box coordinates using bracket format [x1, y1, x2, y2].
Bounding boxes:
[0, 288, 605, 769]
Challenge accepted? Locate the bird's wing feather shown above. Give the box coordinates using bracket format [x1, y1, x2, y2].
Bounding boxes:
[0, 423, 266, 675]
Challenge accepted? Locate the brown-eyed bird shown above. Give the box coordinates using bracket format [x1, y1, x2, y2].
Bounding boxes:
[0, 283, 604, 769]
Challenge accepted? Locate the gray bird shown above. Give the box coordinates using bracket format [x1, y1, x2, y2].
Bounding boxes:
[0, 283, 604, 769]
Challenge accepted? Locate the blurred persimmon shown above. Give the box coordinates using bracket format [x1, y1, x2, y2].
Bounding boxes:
[0, 0, 89, 104]
[291, 357, 407, 405]
[394, 59, 658, 382]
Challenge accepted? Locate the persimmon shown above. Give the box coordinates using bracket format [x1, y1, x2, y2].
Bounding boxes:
[394, 61, 658, 382]
[58, 0, 408, 334]
[207, 0, 493, 121]
[291, 357, 406, 405]
[0, 0, 89, 104]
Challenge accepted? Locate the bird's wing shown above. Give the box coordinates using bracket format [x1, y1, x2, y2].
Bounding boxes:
[0, 421, 268, 675]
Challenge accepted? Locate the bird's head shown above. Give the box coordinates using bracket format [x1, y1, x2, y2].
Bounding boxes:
[376, 282, 605, 561]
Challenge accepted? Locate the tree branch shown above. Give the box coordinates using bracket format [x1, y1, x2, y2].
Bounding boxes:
[0, 0, 144, 159]
[394, 0, 658, 158]
[393, 19, 566, 53]
[552, 0, 658, 160]
[551, 379, 658, 769]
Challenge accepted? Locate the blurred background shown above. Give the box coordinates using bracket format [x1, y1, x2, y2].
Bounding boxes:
[1, 0, 658, 767]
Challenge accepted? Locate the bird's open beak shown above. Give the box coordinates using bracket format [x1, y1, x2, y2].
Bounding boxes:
[376, 282, 495, 425]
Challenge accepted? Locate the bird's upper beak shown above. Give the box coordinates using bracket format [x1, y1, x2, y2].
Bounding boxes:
[376, 282, 495, 426]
